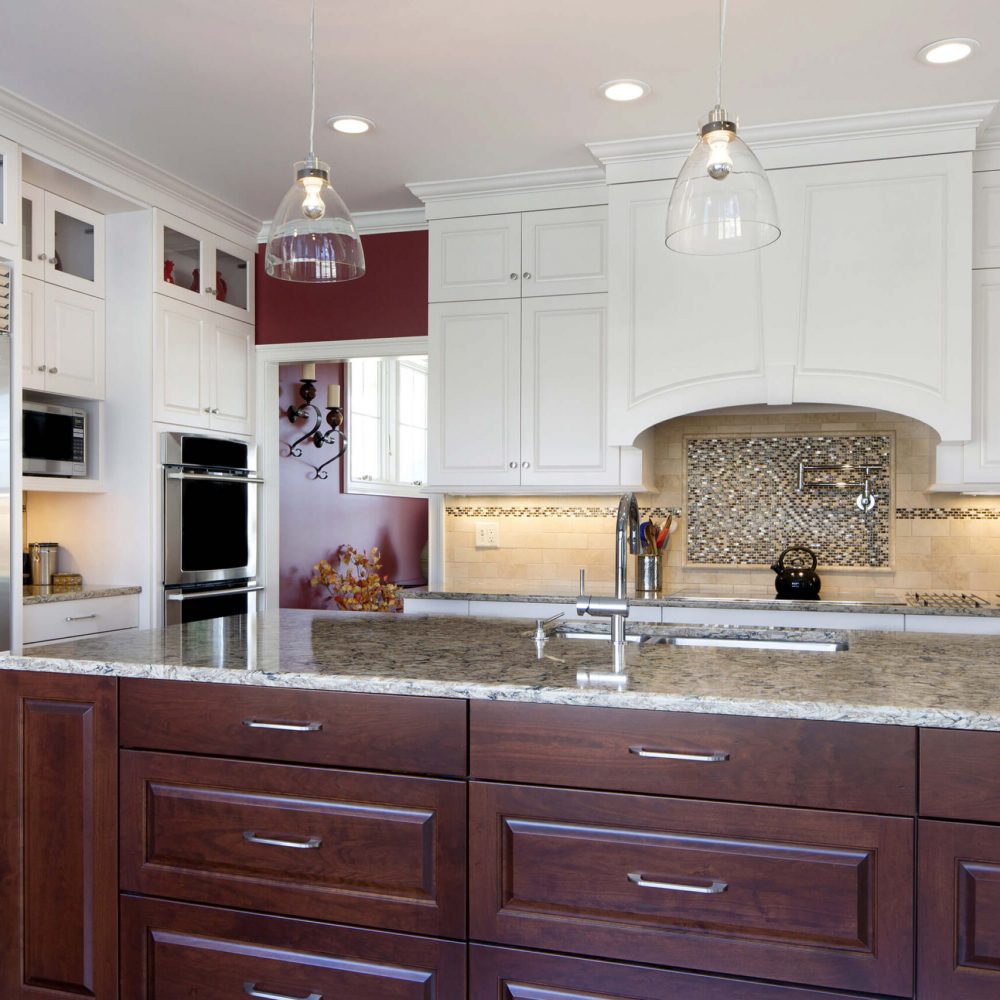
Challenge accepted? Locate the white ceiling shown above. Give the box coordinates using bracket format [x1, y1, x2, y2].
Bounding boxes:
[2, 0, 999, 221]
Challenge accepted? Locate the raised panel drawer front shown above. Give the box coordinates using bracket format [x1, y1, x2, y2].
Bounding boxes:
[470, 945, 876, 1000]
[469, 782, 913, 996]
[918, 820, 1000, 999]
[22, 593, 139, 644]
[470, 701, 916, 814]
[921, 728, 1000, 823]
[121, 896, 467, 1000]
[119, 678, 467, 777]
[120, 752, 466, 937]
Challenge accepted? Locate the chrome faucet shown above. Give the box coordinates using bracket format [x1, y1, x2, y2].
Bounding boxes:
[577, 492, 641, 667]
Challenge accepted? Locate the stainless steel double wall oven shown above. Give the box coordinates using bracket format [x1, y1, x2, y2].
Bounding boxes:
[162, 432, 263, 625]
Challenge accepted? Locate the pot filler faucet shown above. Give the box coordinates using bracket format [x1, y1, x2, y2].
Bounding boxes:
[577, 492, 640, 657]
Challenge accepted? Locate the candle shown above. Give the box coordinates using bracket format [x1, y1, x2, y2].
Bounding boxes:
[302, 363, 316, 380]
[327, 383, 341, 408]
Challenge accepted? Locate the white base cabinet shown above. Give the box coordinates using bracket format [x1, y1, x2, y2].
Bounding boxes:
[22, 593, 139, 645]
[429, 206, 608, 302]
[608, 153, 973, 446]
[21, 276, 106, 399]
[154, 296, 253, 436]
[428, 294, 620, 489]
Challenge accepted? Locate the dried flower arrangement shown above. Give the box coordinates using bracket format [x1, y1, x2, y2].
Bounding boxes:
[310, 544, 403, 612]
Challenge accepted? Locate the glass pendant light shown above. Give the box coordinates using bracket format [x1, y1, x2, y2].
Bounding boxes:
[665, 0, 779, 255]
[265, 0, 365, 282]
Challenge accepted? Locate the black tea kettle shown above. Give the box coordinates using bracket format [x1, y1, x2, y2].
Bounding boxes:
[771, 546, 821, 600]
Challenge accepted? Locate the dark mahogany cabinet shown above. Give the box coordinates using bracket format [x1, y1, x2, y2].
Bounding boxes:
[0, 670, 118, 999]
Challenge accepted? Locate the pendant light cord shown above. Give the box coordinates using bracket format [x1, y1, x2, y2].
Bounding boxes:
[717, 0, 727, 109]
[308, 0, 317, 158]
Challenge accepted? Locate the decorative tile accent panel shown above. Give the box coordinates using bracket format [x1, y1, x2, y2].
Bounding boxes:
[686, 435, 892, 567]
[896, 507, 1000, 520]
[446, 505, 682, 519]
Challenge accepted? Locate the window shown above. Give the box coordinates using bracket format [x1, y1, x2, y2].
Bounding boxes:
[346, 355, 428, 497]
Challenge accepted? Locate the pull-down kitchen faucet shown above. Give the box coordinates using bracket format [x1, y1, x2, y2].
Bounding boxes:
[577, 492, 640, 668]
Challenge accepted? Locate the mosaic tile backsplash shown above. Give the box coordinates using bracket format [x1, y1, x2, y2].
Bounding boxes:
[685, 434, 892, 567]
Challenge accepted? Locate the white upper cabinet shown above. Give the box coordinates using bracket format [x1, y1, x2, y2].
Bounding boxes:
[20, 275, 45, 392]
[960, 270, 1000, 484]
[428, 293, 619, 489]
[155, 210, 255, 322]
[608, 152, 972, 446]
[428, 206, 607, 302]
[21, 185, 106, 298]
[0, 136, 19, 247]
[974, 171, 1000, 269]
[154, 296, 253, 436]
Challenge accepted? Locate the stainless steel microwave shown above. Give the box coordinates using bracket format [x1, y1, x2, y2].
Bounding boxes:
[22, 401, 87, 477]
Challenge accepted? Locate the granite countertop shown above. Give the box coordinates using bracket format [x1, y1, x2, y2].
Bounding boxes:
[23, 584, 142, 606]
[405, 587, 1000, 618]
[3, 608, 1000, 731]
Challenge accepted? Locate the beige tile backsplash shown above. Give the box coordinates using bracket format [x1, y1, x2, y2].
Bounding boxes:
[444, 409, 1000, 599]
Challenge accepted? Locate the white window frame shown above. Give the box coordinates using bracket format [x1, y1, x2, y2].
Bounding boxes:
[345, 355, 428, 499]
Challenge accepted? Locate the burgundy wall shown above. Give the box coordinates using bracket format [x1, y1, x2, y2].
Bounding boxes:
[256, 230, 428, 344]
[278, 364, 429, 610]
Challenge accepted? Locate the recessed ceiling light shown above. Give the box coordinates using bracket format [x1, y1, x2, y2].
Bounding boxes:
[917, 38, 979, 65]
[327, 115, 375, 134]
[601, 79, 650, 102]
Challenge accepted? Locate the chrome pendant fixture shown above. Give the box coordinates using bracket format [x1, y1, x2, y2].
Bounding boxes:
[265, 0, 365, 282]
[665, 0, 779, 255]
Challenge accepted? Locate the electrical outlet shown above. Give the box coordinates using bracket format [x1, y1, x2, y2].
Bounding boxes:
[475, 521, 500, 548]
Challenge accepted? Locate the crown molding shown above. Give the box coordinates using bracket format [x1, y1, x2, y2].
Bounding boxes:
[255, 206, 426, 244]
[588, 100, 998, 184]
[406, 165, 607, 219]
[0, 86, 261, 244]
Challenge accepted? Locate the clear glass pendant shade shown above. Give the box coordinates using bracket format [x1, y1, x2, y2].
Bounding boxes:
[265, 158, 366, 282]
[665, 121, 780, 255]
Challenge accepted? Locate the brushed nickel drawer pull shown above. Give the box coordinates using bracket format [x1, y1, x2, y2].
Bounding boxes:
[243, 831, 322, 850]
[628, 872, 728, 894]
[629, 745, 729, 762]
[242, 719, 323, 732]
[244, 984, 322, 1000]
[65, 613, 98, 622]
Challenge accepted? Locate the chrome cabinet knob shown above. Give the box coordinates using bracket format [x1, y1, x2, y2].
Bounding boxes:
[48, 258, 57, 265]
[48, 366, 57, 374]
[522, 271, 531, 279]
[37, 253, 47, 261]
[508, 461, 517, 469]
[510, 273, 519, 280]
[37, 364, 46, 371]
[521, 460, 530, 468]
[205, 286, 216, 295]
[204, 406, 211, 413]
[212, 407, 220, 414]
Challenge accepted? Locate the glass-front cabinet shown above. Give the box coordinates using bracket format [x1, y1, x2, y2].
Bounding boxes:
[21, 182, 105, 297]
[155, 210, 254, 321]
[0, 136, 20, 247]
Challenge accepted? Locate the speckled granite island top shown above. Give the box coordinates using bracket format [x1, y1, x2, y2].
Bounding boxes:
[23, 584, 142, 606]
[2, 608, 1000, 731]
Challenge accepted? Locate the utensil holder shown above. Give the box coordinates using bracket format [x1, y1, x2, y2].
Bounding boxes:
[636, 553, 662, 595]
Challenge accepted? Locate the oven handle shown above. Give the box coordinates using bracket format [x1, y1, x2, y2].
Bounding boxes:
[167, 585, 265, 602]
[165, 471, 264, 484]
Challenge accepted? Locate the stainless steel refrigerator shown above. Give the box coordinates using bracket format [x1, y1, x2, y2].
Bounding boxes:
[0, 261, 11, 651]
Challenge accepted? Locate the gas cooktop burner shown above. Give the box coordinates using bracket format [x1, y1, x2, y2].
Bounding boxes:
[906, 592, 996, 609]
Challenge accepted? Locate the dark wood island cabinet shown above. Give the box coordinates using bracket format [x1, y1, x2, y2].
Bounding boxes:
[3, 670, 1000, 998]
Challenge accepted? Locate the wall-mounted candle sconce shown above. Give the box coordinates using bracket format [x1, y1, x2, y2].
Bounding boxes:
[286, 363, 347, 480]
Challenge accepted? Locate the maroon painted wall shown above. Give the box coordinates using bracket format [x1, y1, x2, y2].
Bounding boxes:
[278, 363, 429, 610]
[256, 230, 428, 344]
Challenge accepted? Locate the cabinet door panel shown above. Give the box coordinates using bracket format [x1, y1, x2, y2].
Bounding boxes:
[428, 300, 521, 485]
[20, 275, 46, 392]
[208, 236, 254, 320]
[0, 136, 19, 247]
[766, 154, 972, 440]
[155, 297, 209, 426]
[42, 283, 105, 399]
[521, 205, 608, 297]
[470, 782, 913, 997]
[919, 820, 1000, 999]
[607, 180, 766, 445]
[0, 671, 118, 999]
[470, 945, 875, 1000]
[20, 183, 45, 280]
[521, 294, 617, 485]
[208, 315, 253, 434]
[121, 751, 467, 937]
[122, 896, 466, 1000]
[429, 214, 521, 301]
[964, 270, 1000, 482]
[43, 191, 105, 298]
[974, 170, 1000, 269]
